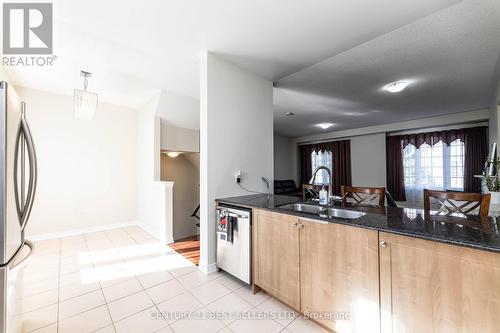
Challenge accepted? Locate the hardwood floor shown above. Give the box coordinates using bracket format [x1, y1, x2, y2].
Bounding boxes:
[170, 235, 200, 265]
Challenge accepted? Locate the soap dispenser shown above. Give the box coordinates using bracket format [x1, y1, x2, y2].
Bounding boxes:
[319, 185, 328, 205]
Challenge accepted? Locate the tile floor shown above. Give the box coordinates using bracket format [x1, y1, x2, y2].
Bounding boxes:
[17, 227, 328, 333]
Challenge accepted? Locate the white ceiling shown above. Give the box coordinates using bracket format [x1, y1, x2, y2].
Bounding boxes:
[2, 0, 461, 112]
[274, 0, 500, 137]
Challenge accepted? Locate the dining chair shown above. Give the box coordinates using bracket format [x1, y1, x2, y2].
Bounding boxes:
[341, 186, 386, 207]
[302, 184, 323, 201]
[423, 189, 491, 218]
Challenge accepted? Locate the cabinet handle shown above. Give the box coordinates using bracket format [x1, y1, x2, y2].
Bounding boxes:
[293, 222, 298, 227]
[379, 241, 388, 247]
[298, 224, 304, 229]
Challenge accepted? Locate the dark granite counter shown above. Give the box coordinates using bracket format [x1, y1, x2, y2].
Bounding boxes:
[216, 194, 500, 253]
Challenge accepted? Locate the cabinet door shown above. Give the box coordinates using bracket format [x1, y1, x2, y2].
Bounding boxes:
[253, 209, 300, 310]
[379, 232, 500, 333]
[300, 219, 380, 332]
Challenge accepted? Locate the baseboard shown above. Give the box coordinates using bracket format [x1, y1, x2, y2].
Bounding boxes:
[28, 221, 138, 241]
[199, 262, 218, 275]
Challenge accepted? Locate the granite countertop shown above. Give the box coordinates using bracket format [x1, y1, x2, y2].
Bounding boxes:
[216, 194, 500, 253]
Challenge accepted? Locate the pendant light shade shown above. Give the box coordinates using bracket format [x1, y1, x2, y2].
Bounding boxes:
[74, 70, 98, 120]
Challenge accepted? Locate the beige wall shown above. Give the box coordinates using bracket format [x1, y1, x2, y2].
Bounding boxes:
[16, 87, 139, 237]
[161, 153, 199, 240]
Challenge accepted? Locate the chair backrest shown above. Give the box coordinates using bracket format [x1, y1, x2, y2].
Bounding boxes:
[302, 184, 324, 201]
[341, 186, 386, 207]
[423, 189, 491, 218]
[385, 191, 398, 208]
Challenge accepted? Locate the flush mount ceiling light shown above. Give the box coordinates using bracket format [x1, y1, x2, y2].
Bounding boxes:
[74, 70, 98, 120]
[316, 123, 334, 130]
[165, 151, 182, 158]
[383, 81, 410, 93]
[285, 112, 295, 116]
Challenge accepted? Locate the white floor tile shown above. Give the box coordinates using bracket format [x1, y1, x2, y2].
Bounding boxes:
[191, 280, 232, 305]
[176, 269, 220, 289]
[114, 306, 169, 333]
[233, 286, 270, 307]
[28, 323, 57, 333]
[136, 270, 174, 289]
[167, 264, 198, 278]
[107, 291, 154, 322]
[205, 293, 253, 325]
[169, 308, 225, 333]
[215, 273, 245, 291]
[58, 290, 106, 320]
[228, 309, 283, 333]
[59, 281, 101, 301]
[286, 316, 329, 333]
[156, 292, 204, 324]
[19, 304, 58, 333]
[102, 278, 143, 302]
[257, 297, 298, 326]
[93, 325, 116, 333]
[145, 279, 186, 304]
[16, 288, 59, 314]
[58, 305, 112, 333]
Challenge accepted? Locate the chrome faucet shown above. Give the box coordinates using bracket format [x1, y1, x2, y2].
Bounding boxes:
[308, 166, 333, 201]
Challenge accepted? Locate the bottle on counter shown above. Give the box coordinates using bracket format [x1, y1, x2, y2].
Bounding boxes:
[319, 185, 328, 205]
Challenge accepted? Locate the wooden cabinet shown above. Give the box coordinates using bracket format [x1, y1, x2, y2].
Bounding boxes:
[379, 232, 500, 333]
[252, 209, 500, 333]
[253, 209, 300, 310]
[299, 219, 380, 332]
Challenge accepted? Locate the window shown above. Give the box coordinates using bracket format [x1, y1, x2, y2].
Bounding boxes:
[402, 139, 464, 202]
[311, 150, 332, 185]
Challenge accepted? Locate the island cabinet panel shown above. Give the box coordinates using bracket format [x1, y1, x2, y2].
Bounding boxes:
[299, 219, 380, 332]
[253, 209, 301, 310]
[379, 232, 500, 333]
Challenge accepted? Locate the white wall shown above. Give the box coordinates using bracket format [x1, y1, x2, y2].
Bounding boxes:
[200, 52, 273, 273]
[161, 153, 199, 240]
[274, 134, 294, 180]
[15, 87, 138, 237]
[289, 109, 489, 185]
[155, 90, 199, 130]
[136, 96, 174, 243]
[161, 121, 200, 152]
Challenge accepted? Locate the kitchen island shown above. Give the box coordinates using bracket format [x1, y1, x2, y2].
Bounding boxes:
[216, 194, 500, 333]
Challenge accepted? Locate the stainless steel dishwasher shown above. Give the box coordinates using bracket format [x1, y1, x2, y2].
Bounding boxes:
[216, 205, 251, 284]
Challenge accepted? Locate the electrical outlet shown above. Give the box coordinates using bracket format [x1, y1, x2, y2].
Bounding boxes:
[235, 170, 242, 183]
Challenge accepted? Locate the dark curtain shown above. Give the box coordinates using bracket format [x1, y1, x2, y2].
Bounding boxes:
[463, 126, 488, 193]
[388, 126, 488, 196]
[386, 136, 406, 201]
[299, 140, 351, 195]
[400, 128, 464, 149]
[331, 140, 352, 196]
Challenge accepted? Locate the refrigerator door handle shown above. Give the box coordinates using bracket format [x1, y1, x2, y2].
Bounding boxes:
[13, 102, 37, 231]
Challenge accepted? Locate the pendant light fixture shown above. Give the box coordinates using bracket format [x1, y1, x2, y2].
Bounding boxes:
[74, 70, 98, 120]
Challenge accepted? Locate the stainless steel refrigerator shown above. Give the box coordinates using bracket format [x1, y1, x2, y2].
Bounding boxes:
[0, 82, 38, 333]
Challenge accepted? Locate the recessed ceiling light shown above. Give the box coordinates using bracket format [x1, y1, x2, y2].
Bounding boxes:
[165, 151, 182, 158]
[383, 81, 410, 93]
[285, 112, 295, 116]
[316, 123, 334, 130]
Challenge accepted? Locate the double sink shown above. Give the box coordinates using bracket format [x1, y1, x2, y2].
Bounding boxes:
[279, 203, 366, 219]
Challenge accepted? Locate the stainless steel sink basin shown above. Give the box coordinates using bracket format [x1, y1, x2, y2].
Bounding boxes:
[320, 208, 366, 219]
[279, 203, 326, 214]
[279, 203, 365, 220]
